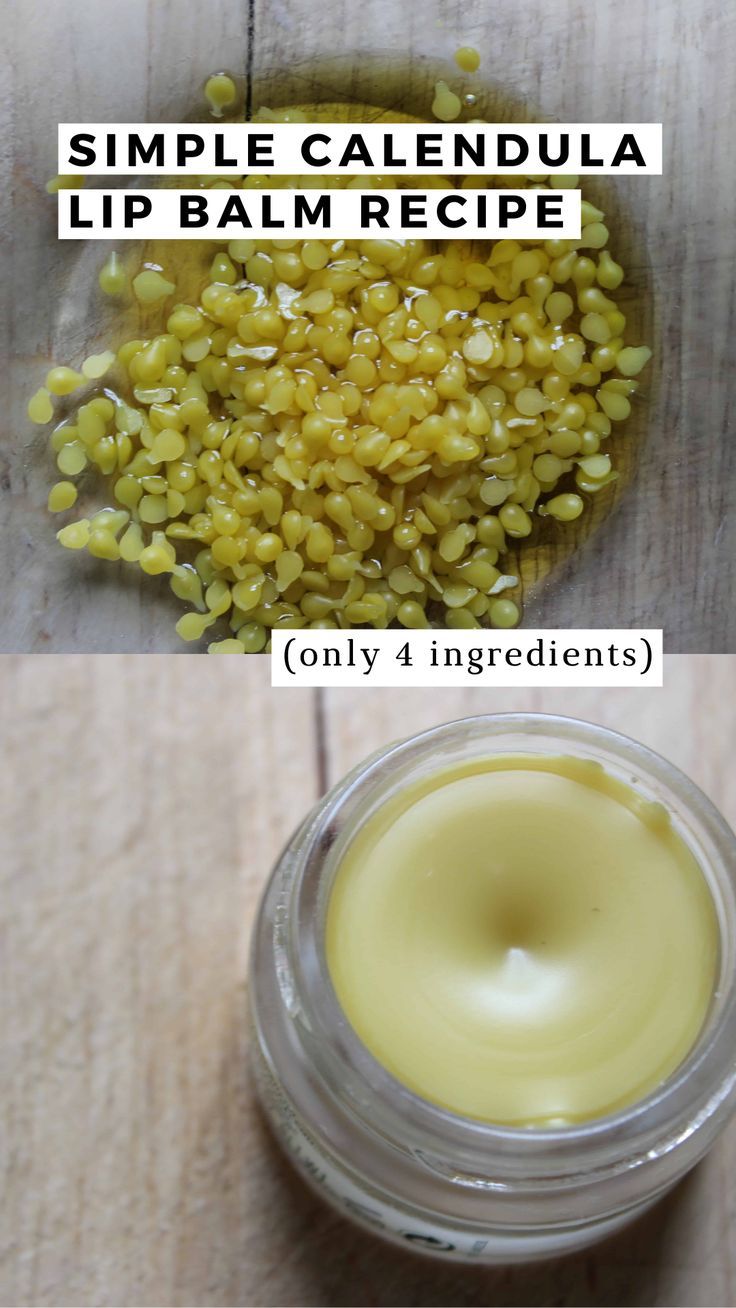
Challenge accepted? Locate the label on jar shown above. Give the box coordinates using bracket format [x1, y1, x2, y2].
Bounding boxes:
[252, 1040, 647, 1261]
[253, 1042, 513, 1260]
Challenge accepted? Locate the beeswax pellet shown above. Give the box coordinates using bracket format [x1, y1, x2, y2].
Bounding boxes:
[28, 389, 54, 424]
[99, 252, 127, 296]
[47, 481, 78, 512]
[133, 269, 176, 305]
[432, 81, 462, 121]
[454, 47, 481, 72]
[205, 74, 237, 117]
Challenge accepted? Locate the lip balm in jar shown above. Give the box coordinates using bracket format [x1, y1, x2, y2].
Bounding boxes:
[249, 715, 736, 1263]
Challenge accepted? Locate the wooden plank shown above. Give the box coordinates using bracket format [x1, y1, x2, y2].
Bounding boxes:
[0, 656, 319, 1307]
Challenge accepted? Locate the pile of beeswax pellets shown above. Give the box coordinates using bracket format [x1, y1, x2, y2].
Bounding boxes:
[31, 68, 651, 653]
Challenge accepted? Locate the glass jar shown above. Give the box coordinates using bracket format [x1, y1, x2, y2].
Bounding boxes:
[249, 713, 736, 1263]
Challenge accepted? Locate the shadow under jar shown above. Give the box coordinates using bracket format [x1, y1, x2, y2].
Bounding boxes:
[249, 714, 736, 1263]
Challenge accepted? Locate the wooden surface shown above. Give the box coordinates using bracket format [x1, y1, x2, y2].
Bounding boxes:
[1, 654, 735, 1308]
[4, 0, 736, 652]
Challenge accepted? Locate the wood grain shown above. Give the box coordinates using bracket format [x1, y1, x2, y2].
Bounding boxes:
[1, 654, 735, 1308]
[4, 0, 735, 651]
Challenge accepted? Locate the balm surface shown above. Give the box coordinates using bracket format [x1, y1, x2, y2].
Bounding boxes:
[326, 755, 719, 1126]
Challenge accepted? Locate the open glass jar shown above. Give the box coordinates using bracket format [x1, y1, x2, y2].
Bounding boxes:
[249, 714, 736, 1263]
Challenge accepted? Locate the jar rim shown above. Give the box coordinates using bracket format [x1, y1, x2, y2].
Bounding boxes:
[280, 712, 736, 1182]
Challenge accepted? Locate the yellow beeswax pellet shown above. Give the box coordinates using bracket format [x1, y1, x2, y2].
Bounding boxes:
[46, 367, 84, 396]
[82, 351, 116, 380]
[204, 74, 237, 117]
[454, 46, 480, 72]
[57, 519, 91, 549]
[432, 81, 462, 122]
[133, 269, 176, 305]
[98, 252, 127, 296]
[47, 481, 78, 512]
[28, 389, 54, 424]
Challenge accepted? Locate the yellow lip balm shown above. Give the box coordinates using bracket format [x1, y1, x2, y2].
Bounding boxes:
[326, 755, 719, 1127]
